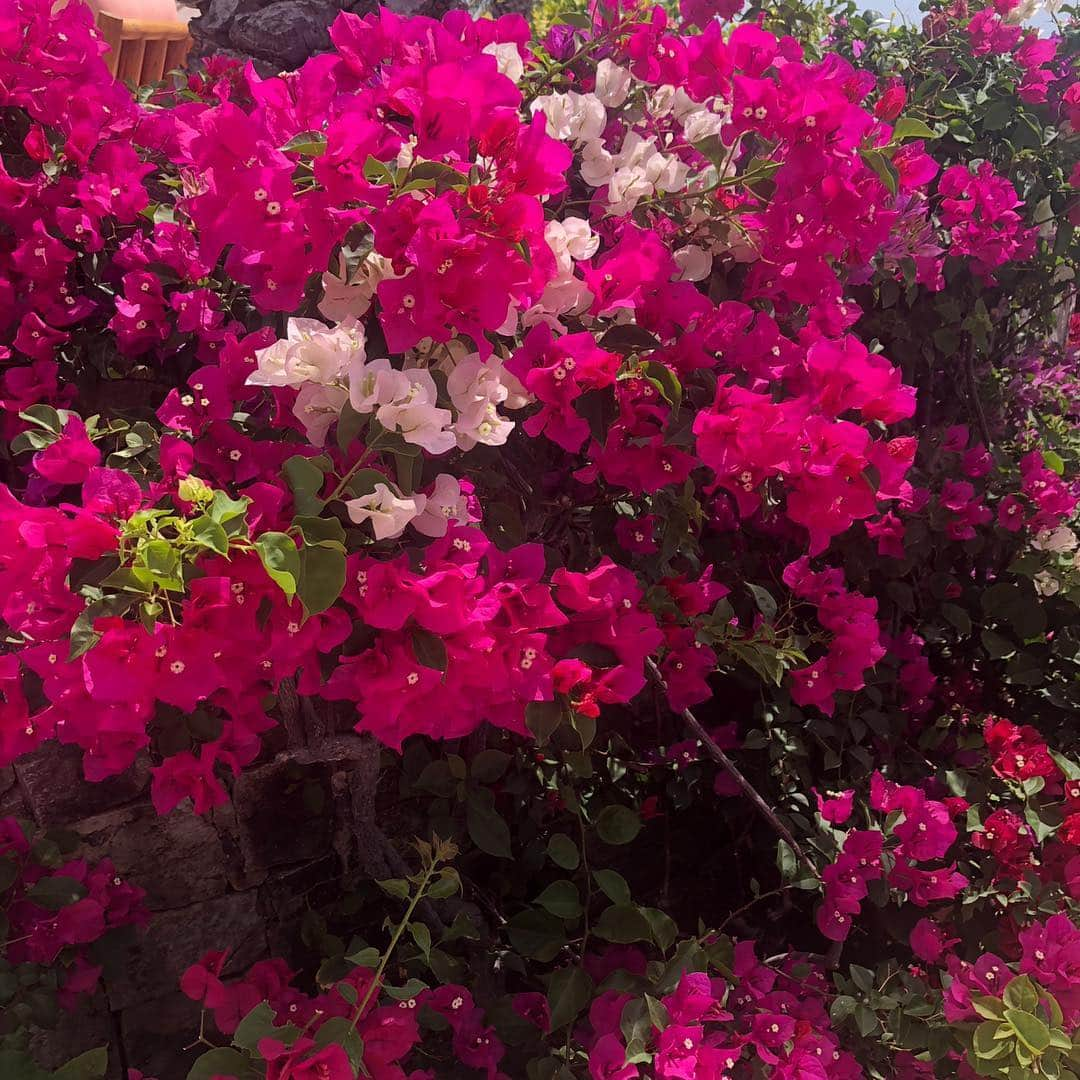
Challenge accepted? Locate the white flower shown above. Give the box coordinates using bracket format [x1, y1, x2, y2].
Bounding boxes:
[412, 474, 470, 537]
[345, 483, 426, 540]
[376, 369, 455, 455]
[1032, 526, 1078, 553]
[349, 356, 408, 414]
[546, 217, 599, 267]
[483, 41, 525, 83]
[594, 59, 631, 108]
[319, 252, 396, 322]
[607, 166, 656, 216]
[1033, 570, 1061, 597]
[682, 108, 725, 144]
[674, 245, 713, 282]
[447, 355, 514, 450]
[581, 139, 616, 187]
[531, 92, 606, 144]
[248, 317, 365, 389]
[293, 383, 348, 447]
[649, 85, 678, 118]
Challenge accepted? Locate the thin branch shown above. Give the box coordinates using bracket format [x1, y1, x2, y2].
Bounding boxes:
[645, 658, 819, 881]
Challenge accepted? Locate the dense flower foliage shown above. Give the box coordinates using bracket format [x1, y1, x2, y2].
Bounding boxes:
[1, 0, 1079, 1075]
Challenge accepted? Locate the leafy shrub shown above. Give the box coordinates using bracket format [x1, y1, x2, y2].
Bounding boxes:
[0, 0, 1078, 1076]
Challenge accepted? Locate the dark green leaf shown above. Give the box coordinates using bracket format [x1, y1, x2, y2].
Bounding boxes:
[526, 701, 565, 745]
[186, 1048, 251, 1080]
[547, 833, 579, 870]
[466, 794, 512, 859]
[298, 544, 346, 615]
[26, 875, 88, 911]
[547, 966, 593, 1030]
[410, 627, 448, 672]
[595, 805, 642, 846]
[51, 1048, 109, 1080]
[593, 904, 653, 944]
[507, 909, 566, 961]
[533, 880, 582, 919]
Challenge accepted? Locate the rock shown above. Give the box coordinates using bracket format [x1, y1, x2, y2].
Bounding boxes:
[72, 803, 234, 910]
[230, 758, 333, 873]
[28, 995, 119, 1078]
[13, 743, 149, 827]
[120, 992, 204, 1080]
[227, 0, 340, 69]
[105, 890, 266, 1011]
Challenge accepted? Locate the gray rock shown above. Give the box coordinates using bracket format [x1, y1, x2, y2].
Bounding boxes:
[73, 803, 233, 910]
[13, 743, 149, 827]
[105, 890, 267, 1011]
[230, 759, 333, 873]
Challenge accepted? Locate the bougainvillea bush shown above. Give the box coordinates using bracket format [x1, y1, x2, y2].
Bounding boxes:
[1, 0, 1080, 1074]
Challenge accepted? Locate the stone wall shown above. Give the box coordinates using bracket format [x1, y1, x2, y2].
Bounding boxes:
[2, 743, 366, 1080]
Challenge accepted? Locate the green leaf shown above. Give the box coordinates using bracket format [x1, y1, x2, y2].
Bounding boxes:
[255, 532, 301, 602]
[190, 516, 229, 556]
[19, 404, 64, 433]
[186, 1047, 251, 1080]
[336, 400, 369, 452]
[860, 148, 899, 197]
[208, 491, 251, 532]
[1004, 977, 1042, 1015]
[595, 805, 642, 846]
[526, 701, 565, 745]
[283, 455, 328, 516]
[593, 904, 653, 944]
[282, 131, 326, 156]
[312, 1016, 365, 1071]
[1005, 1008, 1052, 1053]
[26, 875, 88, 911]
[0, 857, 17, 893]
[507, 909, 566, 961]
[298, 544, 346, 615]
[1, 1050, 49, 1080]
[553, 10, 592, 26]
[599, 324, 661, 354]
[68, 608, 103, 661]
[294, 515, 347, 547]
[470, 749, 511, 784]
[410, 627, 448, 672]
[533, 880, 582, 919]
[142, 539, 181, 585]
[747, 583, 777, 622]
[232, 1002, 299, 1051]
[973, 1020, 1009, 1059]
[981, 99, 1014, 131]
[981, 581, 1046, 639]
[639, 361, 682, 413]
[547, 966, 593, 1030]
[346, 946, 382, 968]
[376, 878, 411, 900]
[409, 921, 432, 959]
[592, 869, 631, 906]
[642, 907, 678, 952]
[547, 833, 579, 870]
[892, 117, 936, 141]
[466, 794, 512, 859]
[51, 1048, 109, 1080]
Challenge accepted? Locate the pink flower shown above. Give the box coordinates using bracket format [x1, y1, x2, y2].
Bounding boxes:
[33, 417, 100, 485]
[909, 918, 957, 963]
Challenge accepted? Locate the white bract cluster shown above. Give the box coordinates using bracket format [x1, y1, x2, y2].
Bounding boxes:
[247, 317, 529, 540]
[531, 65, 727, 218]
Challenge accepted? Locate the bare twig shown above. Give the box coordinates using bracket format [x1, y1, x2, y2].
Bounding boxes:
[645, 658, 819, 881]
